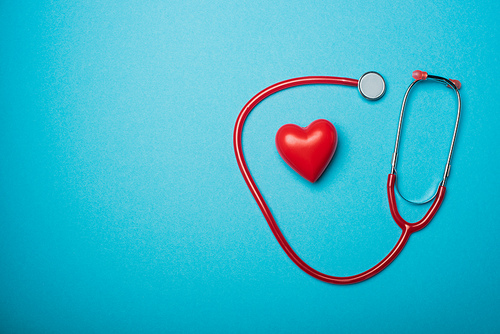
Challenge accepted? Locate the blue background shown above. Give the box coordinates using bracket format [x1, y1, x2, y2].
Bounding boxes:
[1, 0, 499, 332]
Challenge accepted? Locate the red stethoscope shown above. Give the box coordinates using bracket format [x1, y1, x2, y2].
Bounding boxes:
[233, 70, 462, 284]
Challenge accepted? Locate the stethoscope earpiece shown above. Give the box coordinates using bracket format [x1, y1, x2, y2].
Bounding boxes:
[358, 71, 386, 100]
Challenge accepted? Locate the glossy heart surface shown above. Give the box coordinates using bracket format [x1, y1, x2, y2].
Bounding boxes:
[275, 119, 337, 183]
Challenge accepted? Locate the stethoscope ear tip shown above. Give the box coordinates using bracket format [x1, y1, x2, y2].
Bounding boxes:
[412, 70, 428, 80]
[358, 72, 386, 101]
[449, 79, 461, 90]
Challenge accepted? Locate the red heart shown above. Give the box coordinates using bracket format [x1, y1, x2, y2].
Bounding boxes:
[275, 119, 337, 183]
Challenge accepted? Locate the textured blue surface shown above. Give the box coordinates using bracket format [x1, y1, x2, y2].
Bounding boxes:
[1, 0, 499, 332]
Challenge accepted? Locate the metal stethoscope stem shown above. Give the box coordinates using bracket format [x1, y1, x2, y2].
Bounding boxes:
[391, 73, 462, 204]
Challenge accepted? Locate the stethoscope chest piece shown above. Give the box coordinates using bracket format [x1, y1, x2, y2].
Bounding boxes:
[358, 71, 386, 100]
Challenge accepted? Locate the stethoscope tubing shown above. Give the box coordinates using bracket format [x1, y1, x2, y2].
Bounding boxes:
[234, 76, 446, 284]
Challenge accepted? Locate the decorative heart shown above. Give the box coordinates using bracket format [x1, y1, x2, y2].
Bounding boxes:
[275, 119, 337, 183]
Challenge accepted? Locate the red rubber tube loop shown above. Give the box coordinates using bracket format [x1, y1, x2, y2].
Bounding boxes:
[233, 76, 443, 284]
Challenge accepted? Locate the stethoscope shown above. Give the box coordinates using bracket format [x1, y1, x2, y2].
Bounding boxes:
[233, 70, 461, 284]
